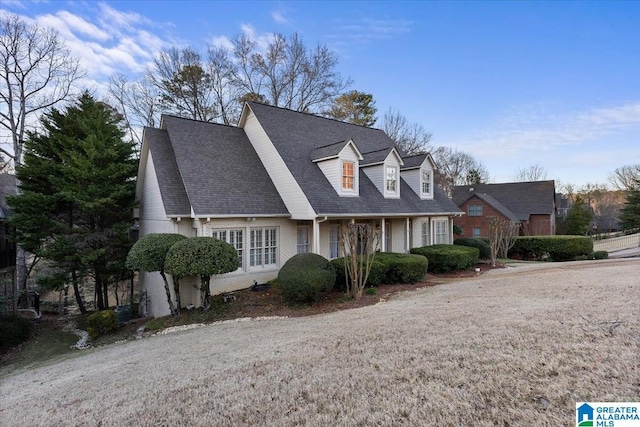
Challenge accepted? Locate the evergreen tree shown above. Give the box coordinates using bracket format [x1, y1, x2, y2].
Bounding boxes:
[325, 90, 377, 127]
[564, 196, 594, 235]
[619, 179, 640, 231]
[8, 92, 137, 311]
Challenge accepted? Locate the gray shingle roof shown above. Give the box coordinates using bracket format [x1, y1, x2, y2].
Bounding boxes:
[143, 127, 191, 216]
[310, 139, 353, 162]
[400, 154, 428, 170]
[247, 102, 462, 216]
[147, 115, 288, 217]
[452, 180, 556, 221]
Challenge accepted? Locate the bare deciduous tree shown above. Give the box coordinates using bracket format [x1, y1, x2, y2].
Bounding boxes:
[382, 107, 433, 155]
[487, 217, 519, 267]
[514, 164, 548, 182]
[432, 146, 490, 194]
[0, 13, 83, 166]
[609, 164, 640, 191]
[339, 223, 381, 300]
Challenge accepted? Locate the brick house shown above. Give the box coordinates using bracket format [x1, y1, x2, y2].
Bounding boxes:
[451, 180, 557, 238]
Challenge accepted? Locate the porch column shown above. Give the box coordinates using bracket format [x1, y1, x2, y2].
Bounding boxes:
[312, 219, 321, 254]
[405, 218, 410, 253]
[381, 218, 386, 252]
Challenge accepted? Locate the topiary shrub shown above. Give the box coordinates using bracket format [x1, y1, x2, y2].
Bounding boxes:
[411, 245, 479, 273]
[278, 253, 336, 304]
[0, 315, 33, 353]
[86, 310, 119, 339]
[593, 250, 609, 260]
[509, 236, 593, 261]
[454, 237, 491, 259]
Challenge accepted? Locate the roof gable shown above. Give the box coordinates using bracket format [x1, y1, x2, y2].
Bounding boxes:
[156, 115, 289, 217]
[452, 180, 556, 220]
[361, 147, 404, 167]
[311, 138, 364, 163]
[401, 153, 436, 170]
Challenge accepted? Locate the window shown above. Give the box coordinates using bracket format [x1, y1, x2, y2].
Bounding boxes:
[384, 220, 392, 251]
[212, 229, 243, 270]
[434, 220, 448, 244]
[342, 161, 355, 190]
[297, 226, 309, 253]
[421, 170, 431, 195]
[386, 166, 397, 192]
[421, 221, 429, 246]
[472, 227, 481, 237]
[250, 228, 277, 268]
[329, 224, 340, 259]
[468, 205, 483, 216]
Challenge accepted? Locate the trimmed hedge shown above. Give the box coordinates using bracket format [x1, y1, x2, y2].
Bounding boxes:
[593, 250, 609, 260]
[410, 245, 479, 273]
[508, 236, 593, 261]
[86, 310, 119, 339]
[278, 253, 336, 304]
[454, 237, 491, 259]
[331, 252, 428, 290]
[0, 315, 32, 353]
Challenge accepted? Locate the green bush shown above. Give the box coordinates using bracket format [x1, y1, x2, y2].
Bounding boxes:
[593, 250, 609, 260]
[331, 252, 428, 289]
[508, 236, 593, 261]
[278, 253, 336, 304]
[454, 237, 491, 259]
[0, 315, 32, 353]
[86, 310, 119, 339]
[411, 245, 479, 273]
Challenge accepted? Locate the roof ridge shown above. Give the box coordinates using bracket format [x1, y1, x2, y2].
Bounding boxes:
[161, 114, 240, 130]
[247, 100, 387, 132]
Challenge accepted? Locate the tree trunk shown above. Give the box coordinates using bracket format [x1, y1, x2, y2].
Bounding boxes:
[95, 275, 104, 310]
[159, 271, 176, 315]
[173, 277, 181, 314]
[71, 269, 86, 314]
[102, 276, 109, 309]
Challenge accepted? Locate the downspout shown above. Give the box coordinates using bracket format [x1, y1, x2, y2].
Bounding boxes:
[313, 216, 328, 254]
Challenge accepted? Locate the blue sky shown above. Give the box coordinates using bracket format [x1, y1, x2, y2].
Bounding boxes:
[2, 0, 639, 188]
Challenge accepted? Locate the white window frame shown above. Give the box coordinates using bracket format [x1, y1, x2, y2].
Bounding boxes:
[385, 165, 398, 193]
[297, 226, 310, 254]
[472, 227, 481, 237]
[329, 224, 340, 259]
[212, 228, 244, 271]
[421, 169, 432, 196]
[250, 228, 278, 269]
[468, 205, 483, 216]
[434, 219, 448, 244]
[421, 221, 429, 246]
[341, 161, 355, 191]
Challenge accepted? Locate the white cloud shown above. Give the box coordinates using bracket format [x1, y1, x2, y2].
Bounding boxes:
[56, 10, 110, 41]
[331, 17, 413, 44]
[271, 10, 289, 25]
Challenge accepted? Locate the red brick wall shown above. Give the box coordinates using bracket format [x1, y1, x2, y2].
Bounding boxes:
[454, 197, 509, 238]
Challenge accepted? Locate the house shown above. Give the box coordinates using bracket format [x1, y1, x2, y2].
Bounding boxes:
[451, 180, 557, 238]
[135, 102, 462, 317]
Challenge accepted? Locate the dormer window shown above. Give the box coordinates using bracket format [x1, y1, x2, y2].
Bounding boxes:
[342, 161, 355, 190]
[386, 166, 397, 192]
[421, 170, 432, 195]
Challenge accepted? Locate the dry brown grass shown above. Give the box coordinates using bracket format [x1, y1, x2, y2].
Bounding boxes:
[1, 259, 639, 426]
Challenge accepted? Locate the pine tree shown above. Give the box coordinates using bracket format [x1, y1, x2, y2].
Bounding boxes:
[8, 92, 137, 311]
[619, 179, 640, 231]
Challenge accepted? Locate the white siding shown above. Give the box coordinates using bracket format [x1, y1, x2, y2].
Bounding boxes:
[363, 164, 384, 195]
[401, 169, 421, 196]
[243, 110, 315, 219]
[316, 158, 340, 194]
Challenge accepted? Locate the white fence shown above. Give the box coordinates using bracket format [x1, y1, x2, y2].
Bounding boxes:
[593, 233, 640, 252]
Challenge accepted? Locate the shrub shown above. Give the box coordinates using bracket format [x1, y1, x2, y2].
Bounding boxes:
[86, 310, 119, 339]
[508, 236, 593, 261]
[411, 245, 479, 273]
[278, 253, 336, 304]
[593, 250, 609, 260]
[365, 287, 377, 296]
[0, 315, 32, 353]
[331, 252, 428, 289]
[454, 237, 491, 259]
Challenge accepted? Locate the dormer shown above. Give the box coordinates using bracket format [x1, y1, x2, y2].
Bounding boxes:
[311, 138, 363, 197]
[400, 153, 436, 200]
[361, 147, 404, 199]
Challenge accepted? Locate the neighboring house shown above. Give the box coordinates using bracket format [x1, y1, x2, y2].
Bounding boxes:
[451, 180, 557, 238]
[136, 102, 462, 317]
